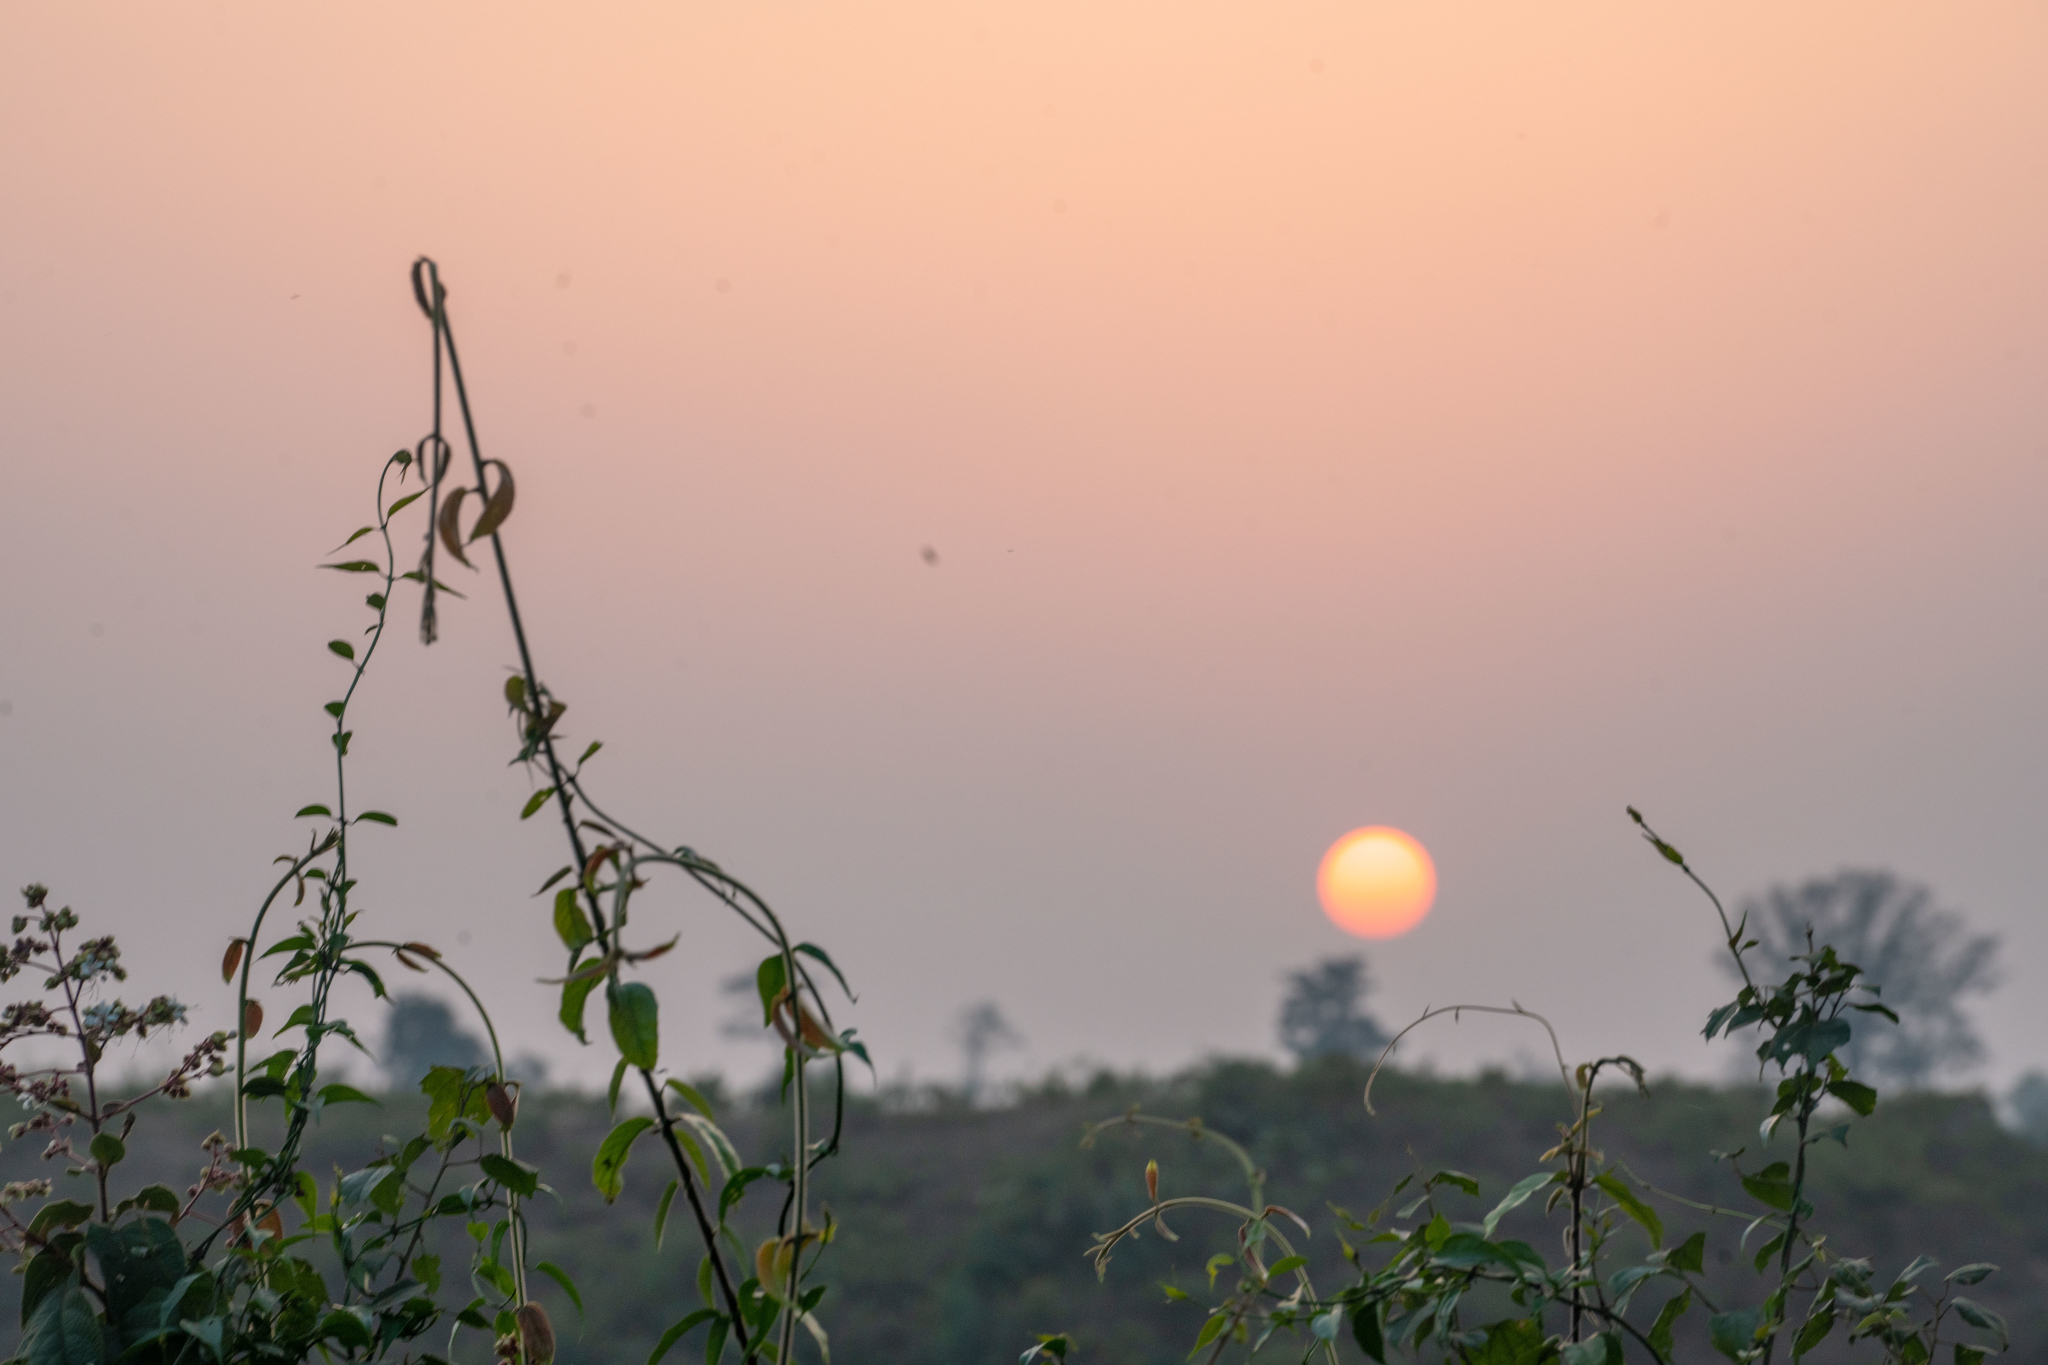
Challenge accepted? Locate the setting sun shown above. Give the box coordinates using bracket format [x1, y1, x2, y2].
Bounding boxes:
[1317, 827, 1437, 939]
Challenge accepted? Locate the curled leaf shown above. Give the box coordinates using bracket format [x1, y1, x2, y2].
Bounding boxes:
[487, 1082, 518, 1129]
[436, 486, 473, 568]
[468, 460, 516, 541]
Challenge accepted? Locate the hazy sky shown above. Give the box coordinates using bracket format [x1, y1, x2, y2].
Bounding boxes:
[3, 4, 2045, 1096]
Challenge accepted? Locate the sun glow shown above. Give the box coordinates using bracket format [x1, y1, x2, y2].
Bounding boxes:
[1316, 827, 1436, 939]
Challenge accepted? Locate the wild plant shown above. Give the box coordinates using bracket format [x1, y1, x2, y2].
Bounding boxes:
[404, 259, 865, 1365]
[4, 447, 552, 1365]
[1050, 810, 2010, 1364]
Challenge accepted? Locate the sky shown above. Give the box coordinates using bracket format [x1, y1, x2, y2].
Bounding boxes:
[3, 3, 2046, 1098]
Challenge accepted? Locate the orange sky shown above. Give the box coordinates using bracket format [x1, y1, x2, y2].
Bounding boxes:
[3, 3, 2045, 1091]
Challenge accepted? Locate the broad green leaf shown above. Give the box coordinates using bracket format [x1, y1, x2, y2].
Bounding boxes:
[1709, 1307, 1765, 1362]
[1265, 1255, 1307, 1277]
[560, 973, 602, 1043]
[315, 1083, 378, 1107]
[1649, 1288, 1692, 1359]
[1352, 1305, 1386, 1363]
[1464, 1317, 1547, 1365]
[1741, 1162, 1795, 1211]
[89, 1133, 125, 1168]
[610, 982, 660, 1069]
[480, 1153, 541, 1198]
[354, 811, 397, 826]
[327, 639, 355, 660]
[594, 1116, 656, 1204]
[1826, 1079, 1877, 1116]
[1559, 1333, 1621, 1365]
[1593, 1172, 1662, 1247]
[1950, 1298, 2006, 1345]
[1429, 1169, 1480, 1197]
[554, 888, 594, 952]
[1946, 1263, 1997, 1286]
[1791, 1306, 1835, 1360]
[27, 1202, 95, 1238]
[1666, 1230, 1707, 1274]
[295, 804, 332, 818]
[756, 955, 789, 1024]
[22, 1284, 106, 1365]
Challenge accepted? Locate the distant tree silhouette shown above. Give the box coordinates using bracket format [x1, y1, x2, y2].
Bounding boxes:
[954, 1002, 1022, 1104]
[1724, 870, 1998, 1089]
[381, 993, 488, 1089]
[1278, 956, 1389, 1062]
[2008, 1072, 2048, 1145]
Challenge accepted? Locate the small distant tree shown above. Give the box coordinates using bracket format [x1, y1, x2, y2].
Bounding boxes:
[382, 992, 489, 1088]
[1725, 869, 1998, 1088]
[955, 1001, 1022, 1104]
[2008, 1071, 2048, 1145]
[1278, 955, 1389, 1062]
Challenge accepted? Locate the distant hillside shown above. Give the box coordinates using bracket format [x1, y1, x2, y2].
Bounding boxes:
[4, 1059, 2042, 1362]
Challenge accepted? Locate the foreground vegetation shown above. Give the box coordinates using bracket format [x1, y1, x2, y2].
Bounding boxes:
[1, 1061, 2039, 1363]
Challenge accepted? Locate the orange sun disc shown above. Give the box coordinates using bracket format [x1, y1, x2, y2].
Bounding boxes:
[1316, 827, 1437, 939]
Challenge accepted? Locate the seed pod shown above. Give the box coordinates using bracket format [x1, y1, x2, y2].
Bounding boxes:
[487, 1082, 518, 1129]
[514, 1302, 556, 1365]
[221, 939, 245, 984]
[242, 1000, 263, 1039]
[1146, 1159, 1159, 1204]
[402, 941, 441, 960]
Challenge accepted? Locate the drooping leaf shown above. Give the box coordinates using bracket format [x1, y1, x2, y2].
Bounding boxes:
[1593, 1172, 1663, 1247]
[610, 982, 660, 1070]
[294, 804, 332, 818]
[1791, 1305, 1835, 1360]
[593, 1117, 656, 1203]
[1649, 1288, 1693, 1359]
[654, 1179, 681, 1250]
[480, 1153, 541, 1198]
[536, 1261, 583, 1316]
[355, 810, 397, 826]
[437, 485, 474, 568]
[559, 974, 602, 1043]
[468, 460, 516, 541]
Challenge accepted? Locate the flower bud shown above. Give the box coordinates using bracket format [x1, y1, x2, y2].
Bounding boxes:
[514, 1302, 556, 1365]
[1146, 1159, 1159, 1204]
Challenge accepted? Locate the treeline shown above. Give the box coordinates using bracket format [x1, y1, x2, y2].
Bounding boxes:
[6, 1058, 2044, 1362]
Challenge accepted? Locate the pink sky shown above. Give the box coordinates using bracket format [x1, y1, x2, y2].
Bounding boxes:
[3, 3, 2045, 1091]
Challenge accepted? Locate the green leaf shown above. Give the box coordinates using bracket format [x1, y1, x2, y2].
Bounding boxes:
[1649, 1288, 1692, 1359]
[1593, 1172, 1662, 1247]
[1954, 1347, 1986, 1365]
[704, 1316, 729, 1365]
[1667, 1230, 1707, 1274]
[21, 1283, 106, 1365]
[610, 982, 660, 1069]
[334, 527, 376, 548]
[327, 640, 355, 660]
[420, 1064, 490, 1140]
[560, 973, 602, 1043]
[1741, 1162, 1796, 1211]
[594, 1116, 656, 1203]
[1428, 1169, 1480, 1197]
[1791, 1306, 1835, 1360]
[521, 787, 557, 819]
[1559, 1333, 1622, 1365]
[480, 1153, 541, 1198]
[27, 1202, 95, 1238]
[650, 1309, 720, 1365]
[554, 887, 594, 952]
[535, 865, 575, 895]
[320, 559, 381, 573]
[1950, 1297, 2006, 1345]
[608, 1057, 629, 1114]
[578, 740, 603, 764]
[314, 1083, 378, 1107]
[295, 804, 332, 818]
[1352, 1305, 1385, 1363]
[666, 1079, 716, 1118]
[1191, 1311, 1230, 1351]
[1160, 1283, 1189, 1302]
[89, 1133, 125, 1168]
[1464, 1317, 1547, 1365]
[354, 810, 397, 826]
[388, 491, 425, 515]
[536, 1260, 582, 1316]
[1946, 1263, 1997, 1286]
[756, 954, 789, 1024]
[654, 1179, 681, 1250]
[1264, 1255, 1306, 1277]
[1826, 1079, 1877, 1115]
[1709, 1307, 1765, 1362]
[1483, 1171, 1560, 1238]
